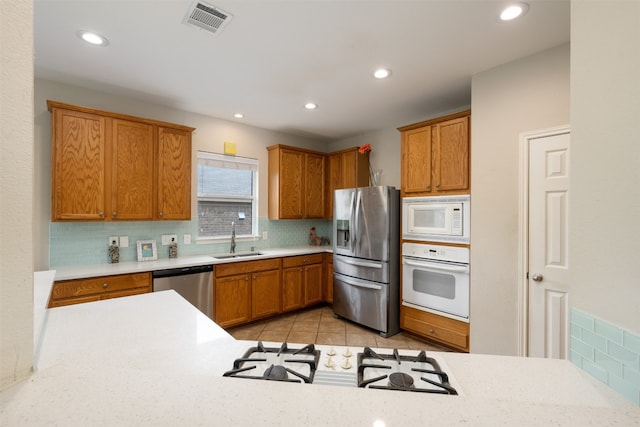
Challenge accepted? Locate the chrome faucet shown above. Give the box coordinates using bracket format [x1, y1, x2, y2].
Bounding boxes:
[230, 221, 236, 254]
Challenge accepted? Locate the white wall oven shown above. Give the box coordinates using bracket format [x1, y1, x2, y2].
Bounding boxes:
[402, 195, 470, 244]
[402, 242, 469, 322]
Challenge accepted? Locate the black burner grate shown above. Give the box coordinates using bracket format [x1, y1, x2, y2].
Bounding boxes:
[357, 347, 458, 394]
[223, 342, 320, 384]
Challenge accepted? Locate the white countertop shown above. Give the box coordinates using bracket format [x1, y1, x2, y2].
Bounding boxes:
[53, 246, 332, 281]
[2, 274, 639, 426]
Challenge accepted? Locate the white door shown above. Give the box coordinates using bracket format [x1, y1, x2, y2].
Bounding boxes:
[527, 130, 571, 358]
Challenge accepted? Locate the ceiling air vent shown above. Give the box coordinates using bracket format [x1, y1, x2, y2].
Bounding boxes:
[183, 1, 233, 35]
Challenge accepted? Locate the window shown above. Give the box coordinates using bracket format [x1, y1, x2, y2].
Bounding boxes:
[197, 151, 258, 239]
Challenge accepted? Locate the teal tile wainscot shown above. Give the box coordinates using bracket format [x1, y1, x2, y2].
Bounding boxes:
[571, 308, 640, 406]
[49, 218, 332, 266]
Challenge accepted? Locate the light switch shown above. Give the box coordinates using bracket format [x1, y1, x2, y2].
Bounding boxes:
[119, 236, 129, 247]
[183, 234, 191, 245]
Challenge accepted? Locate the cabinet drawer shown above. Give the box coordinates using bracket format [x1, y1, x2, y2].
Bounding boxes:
[282, 254, 324, 268]
[51, 272, 151, 300]
[401, 306, 469, 351]
[215, 258, 280, 277]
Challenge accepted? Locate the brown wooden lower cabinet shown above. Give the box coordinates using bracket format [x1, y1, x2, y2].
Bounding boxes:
[281, 254, 324, 313]
[48, 272, 152, 308]
[324, 253, 333, 303]
[251, 269, 282, 320]
[401, 305, 470, 352]
[214, 258, 281, 328]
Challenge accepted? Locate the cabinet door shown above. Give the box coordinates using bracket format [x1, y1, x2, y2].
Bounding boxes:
[325, 153, 341, 218]
[215, 274, 251, 328]
[110, 119, 154, 220]
[324, 255, 334, 303]
[51, 108, 107, 220]
[251, 269, 281, 319]
[402, 126, 433, 195]
[304, 263, 323, 306]
[433, 116, 469, 192]
[305, 153, 325, 218]
[282, 267, 304, 312]
[279, 149, 304, 218]
[157, 127, 192, 220]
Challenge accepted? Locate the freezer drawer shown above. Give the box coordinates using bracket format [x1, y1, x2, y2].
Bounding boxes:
[333, 254, 389, 284]
[333, 272, 389, 334]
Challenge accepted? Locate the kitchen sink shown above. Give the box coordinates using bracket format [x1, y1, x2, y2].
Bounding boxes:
[213, 252, 263, 260]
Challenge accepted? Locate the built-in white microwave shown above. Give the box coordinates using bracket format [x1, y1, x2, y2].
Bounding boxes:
[402, 195, 470, 244]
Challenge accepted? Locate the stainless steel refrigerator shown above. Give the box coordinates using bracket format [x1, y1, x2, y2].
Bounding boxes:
[332, 186, 400, 337]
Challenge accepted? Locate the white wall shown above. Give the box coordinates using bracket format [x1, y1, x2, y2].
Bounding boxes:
[328, 128, 401, 188]
[470, 44, 570, 355]
[33, 79, 327, 270]
[0, 0, 34, 389]
[570, 2, 640, 333]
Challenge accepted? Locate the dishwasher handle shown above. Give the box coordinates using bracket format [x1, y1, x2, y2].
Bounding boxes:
[152, 264, 213, 279]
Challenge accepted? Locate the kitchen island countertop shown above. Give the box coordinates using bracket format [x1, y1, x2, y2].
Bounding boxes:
[53, 246, 332, 281]
[1, 274, 639, 426]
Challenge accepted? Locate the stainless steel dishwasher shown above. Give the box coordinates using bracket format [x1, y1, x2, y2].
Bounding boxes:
[152, 265, 214, 320]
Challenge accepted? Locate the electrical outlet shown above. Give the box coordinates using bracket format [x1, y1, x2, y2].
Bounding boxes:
[161, 234, 177, 245]
[119, 236, 129, 248]
[183, 234, 191, 245]
[109, 236, 119, 246]
[262, 231, 268, 240]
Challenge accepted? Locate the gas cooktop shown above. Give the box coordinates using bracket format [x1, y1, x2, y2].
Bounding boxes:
[222, 341, 460, 395]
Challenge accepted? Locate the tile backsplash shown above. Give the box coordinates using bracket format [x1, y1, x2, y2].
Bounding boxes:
[49, 218, 332, 266]
[570, 308, 640, 406]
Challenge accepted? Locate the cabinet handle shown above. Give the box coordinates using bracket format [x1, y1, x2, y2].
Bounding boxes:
[99, 211, 105, 218]
[435, 184, 440, 188]
[159, 212, 163, 217]
[426, 185, 430, 190]
[429, 328, 434, 334]
[112, 211, 117, 217]
[102, 283, 108, 289]
[245, 277, 249, 281]
[253, 275, 256, 279]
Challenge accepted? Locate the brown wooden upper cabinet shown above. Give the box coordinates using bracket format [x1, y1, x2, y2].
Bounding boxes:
[267, 145, 325, 219]
[48, 101, 194, 221]
[325, 147, 370, 219]
[399, 110, 470, 197]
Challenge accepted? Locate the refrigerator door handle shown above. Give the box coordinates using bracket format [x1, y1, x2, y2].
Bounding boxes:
[337, 275, 383, 291]
[349, 191, 356, 253]
[353, 190, 362, 251]
[338, 257, 383, 269]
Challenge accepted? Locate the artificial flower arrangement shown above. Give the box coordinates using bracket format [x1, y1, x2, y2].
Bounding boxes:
[358, 144, 380, 185]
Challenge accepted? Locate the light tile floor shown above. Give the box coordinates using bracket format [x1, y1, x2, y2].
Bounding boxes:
[227, 305, 453, 352]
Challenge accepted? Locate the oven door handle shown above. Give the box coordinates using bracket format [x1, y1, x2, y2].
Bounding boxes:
[337, 275, 383, 291]
[403, 258, 469, 273]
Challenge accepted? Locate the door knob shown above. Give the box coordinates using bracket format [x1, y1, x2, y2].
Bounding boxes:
[532, 273, 543, 282]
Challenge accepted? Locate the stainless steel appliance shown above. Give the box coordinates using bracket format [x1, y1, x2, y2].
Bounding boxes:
[152, 265, 214, 319]
[222, 341, 459, 395]
[402, 194, 470, 244]
[333, 186, 400, 337]
[402, 242, 470, 322]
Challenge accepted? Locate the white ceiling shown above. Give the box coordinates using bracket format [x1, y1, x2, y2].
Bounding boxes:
[34, 0, 570, 141]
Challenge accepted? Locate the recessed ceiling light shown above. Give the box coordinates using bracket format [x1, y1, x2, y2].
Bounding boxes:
[304, 103, 317, 110]
[373, 68, 391, 79]
[233, 113, 244, 118]
[77, 30, 109, 46]
[500, 3, 529, 21]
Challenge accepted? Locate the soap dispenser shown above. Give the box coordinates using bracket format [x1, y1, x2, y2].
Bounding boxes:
[108, 238, 119, 263]
[168, 237, 178, 259]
